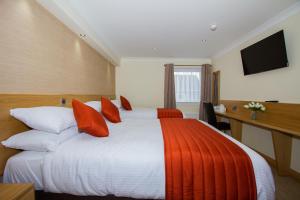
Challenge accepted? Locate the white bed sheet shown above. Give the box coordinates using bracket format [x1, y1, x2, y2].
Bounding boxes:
[3, 151, 47, 190]
[3, 119, 274, 200]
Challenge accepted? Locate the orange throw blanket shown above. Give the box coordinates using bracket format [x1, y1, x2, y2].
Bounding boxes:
[160, 119, 257, 200]
[157, 108, 183, 119]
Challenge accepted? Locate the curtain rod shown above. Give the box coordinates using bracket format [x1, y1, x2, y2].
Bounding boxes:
[174, 64, 202, 66]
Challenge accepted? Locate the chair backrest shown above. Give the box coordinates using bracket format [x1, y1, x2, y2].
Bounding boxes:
[203, 102, 217, 128]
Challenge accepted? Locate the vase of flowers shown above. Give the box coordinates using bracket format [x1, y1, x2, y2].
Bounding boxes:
[243, 102, 266, 120]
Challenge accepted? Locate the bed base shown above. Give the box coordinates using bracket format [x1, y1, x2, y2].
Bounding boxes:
[35, 191, 159, 200]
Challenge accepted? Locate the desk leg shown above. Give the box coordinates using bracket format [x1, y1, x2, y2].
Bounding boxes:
[229, 119, 242, 142]
[272, 130, 292, 176]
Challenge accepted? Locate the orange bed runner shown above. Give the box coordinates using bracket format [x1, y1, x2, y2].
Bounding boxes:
[157, 108, 183, 119]
[160, 118, 257, 200]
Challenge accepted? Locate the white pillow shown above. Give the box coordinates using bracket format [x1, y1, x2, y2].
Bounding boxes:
[85, 101, 101, 112]
[10, 107, 76, 133]
[1, 127, 78, 152]
[85, 100, 120, 112]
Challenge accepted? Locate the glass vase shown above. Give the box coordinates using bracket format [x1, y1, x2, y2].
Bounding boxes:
[251, 111, 257, 120]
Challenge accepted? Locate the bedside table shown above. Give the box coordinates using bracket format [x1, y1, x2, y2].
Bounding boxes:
[0, 183, 34, 200]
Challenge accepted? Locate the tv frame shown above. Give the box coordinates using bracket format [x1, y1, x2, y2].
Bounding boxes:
[241, 30, 289, 76]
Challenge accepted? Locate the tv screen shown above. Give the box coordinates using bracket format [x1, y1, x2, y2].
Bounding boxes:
[241, 30, 288, 75]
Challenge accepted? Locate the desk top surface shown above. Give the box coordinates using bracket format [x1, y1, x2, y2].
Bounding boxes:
[216, 111, 300, 138]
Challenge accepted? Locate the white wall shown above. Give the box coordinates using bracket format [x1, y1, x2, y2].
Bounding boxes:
[116, 57, 211, 117]
[212, 12, 300, 172]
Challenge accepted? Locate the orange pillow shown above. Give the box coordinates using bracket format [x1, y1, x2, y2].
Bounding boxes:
[101, 97, 121, 123]
[72, 99, 109, 137]
[120, 96, 132, 111]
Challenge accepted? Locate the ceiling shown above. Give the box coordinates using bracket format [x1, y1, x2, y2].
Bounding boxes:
[39, 0, 299, 60]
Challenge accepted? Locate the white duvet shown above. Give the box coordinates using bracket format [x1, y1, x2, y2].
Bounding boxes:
[119, 108, 157, 119]
[41, 119, 274, 199]
[43, 119, 165, 199]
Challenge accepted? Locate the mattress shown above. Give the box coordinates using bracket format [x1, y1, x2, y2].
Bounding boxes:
[3, 119, 275, 199]
[3, 151, 47, 190]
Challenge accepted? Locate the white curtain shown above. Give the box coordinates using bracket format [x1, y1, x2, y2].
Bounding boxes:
[174, 69, 201, 103]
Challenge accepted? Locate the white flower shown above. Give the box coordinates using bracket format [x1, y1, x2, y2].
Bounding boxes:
[257, 103, 262, 108]
[245, 102, 266, 112]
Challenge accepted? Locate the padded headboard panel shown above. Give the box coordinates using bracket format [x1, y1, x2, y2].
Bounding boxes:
[0, 94, 115, 175]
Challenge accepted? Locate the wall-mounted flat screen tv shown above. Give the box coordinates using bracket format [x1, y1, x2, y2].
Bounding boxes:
[241, 30, 288, 75]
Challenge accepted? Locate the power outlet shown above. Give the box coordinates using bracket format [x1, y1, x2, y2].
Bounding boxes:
[60, 98, 66, 106]
[232, 105, 238, 111]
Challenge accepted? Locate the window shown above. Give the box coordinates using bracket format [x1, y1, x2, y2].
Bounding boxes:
[174, 68, 201, 103]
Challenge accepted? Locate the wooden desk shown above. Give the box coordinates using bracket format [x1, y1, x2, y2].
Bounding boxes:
[216, 111, 300, 176]
[0, 183, 34, 200]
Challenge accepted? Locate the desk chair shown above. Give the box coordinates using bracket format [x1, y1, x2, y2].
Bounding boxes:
[204, 102, 231, 131]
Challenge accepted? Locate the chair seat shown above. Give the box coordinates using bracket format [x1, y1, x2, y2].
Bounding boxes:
[216, 122, 231, 131]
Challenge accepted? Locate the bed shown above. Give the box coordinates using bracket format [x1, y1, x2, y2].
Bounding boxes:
[120, 108, 185, 120]
[85, 100, 185, 120]
[4, 118, 275, 200]
[0, 94, 275, 200]
[120, 108, 184, 119]
[119, 107, 157, 119]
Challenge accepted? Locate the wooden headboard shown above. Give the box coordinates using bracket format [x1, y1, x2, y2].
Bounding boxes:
[0, 94, 115, 175]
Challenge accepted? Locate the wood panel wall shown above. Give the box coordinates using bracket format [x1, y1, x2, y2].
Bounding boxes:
[220, 100, 300, 137]
[0, 0, 117, 175]
[219, 100, 300, 180]
[0, 0, 115, 95]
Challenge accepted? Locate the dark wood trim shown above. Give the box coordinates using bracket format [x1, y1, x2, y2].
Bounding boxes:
[35, 191, 160, 200]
